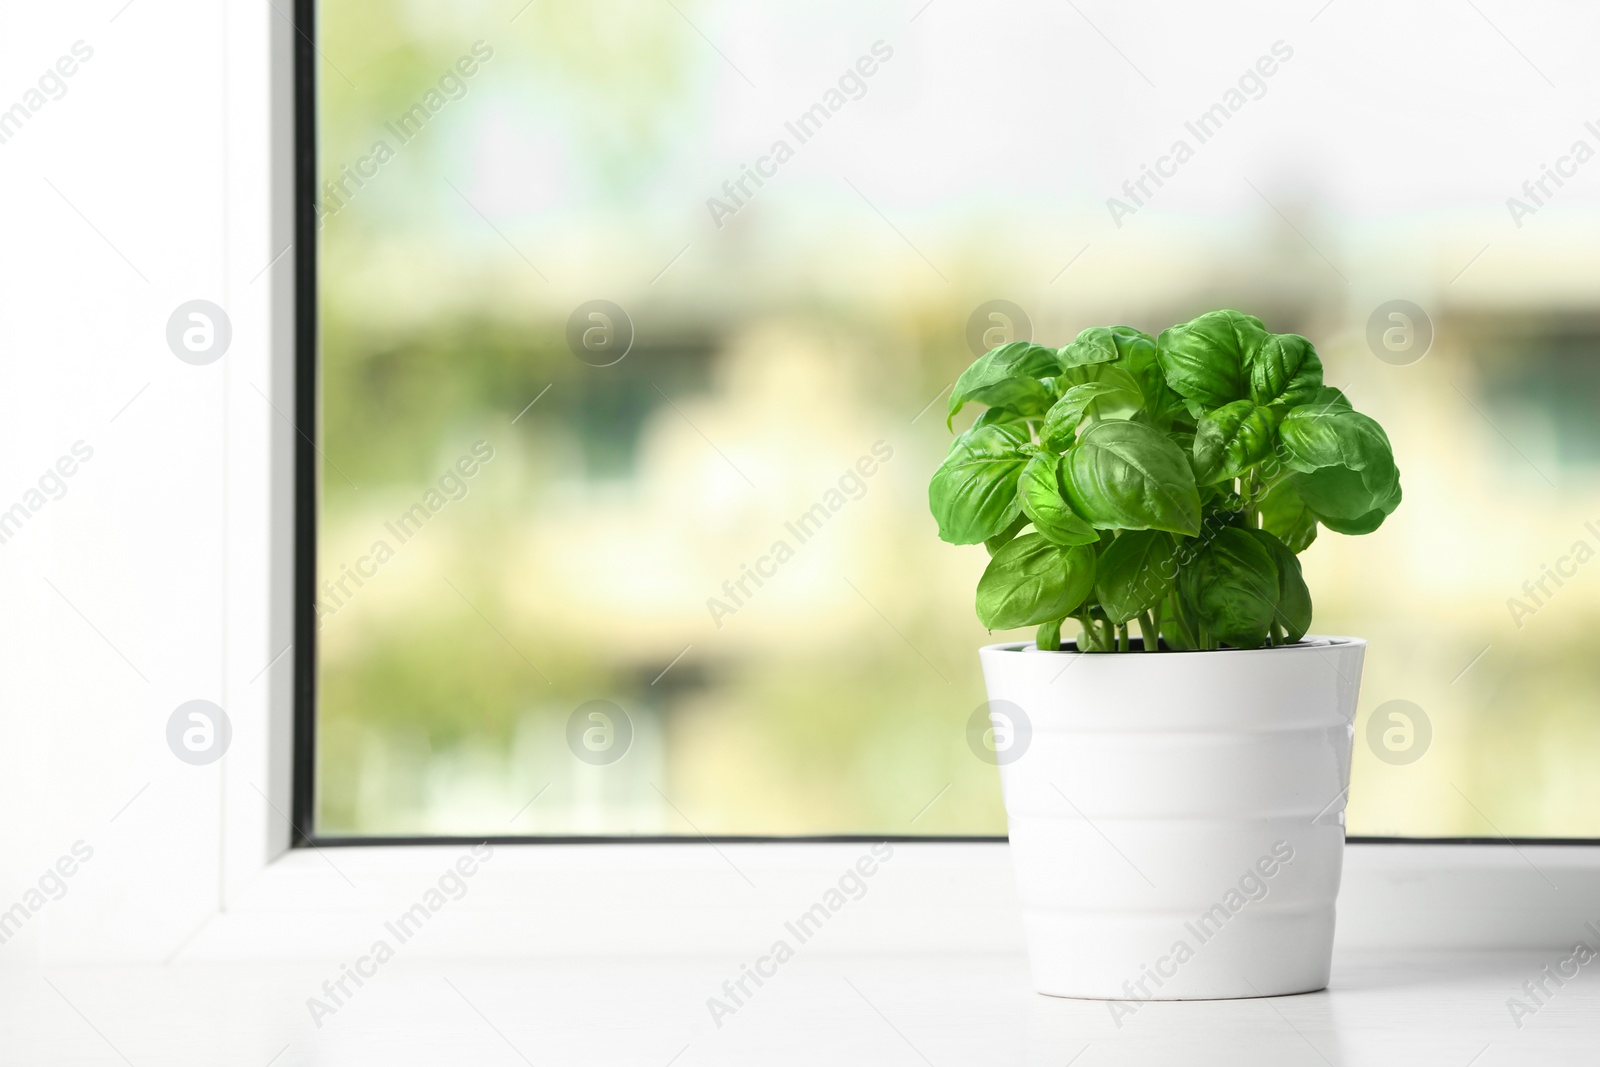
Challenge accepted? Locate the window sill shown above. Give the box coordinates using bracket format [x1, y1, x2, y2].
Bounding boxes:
[174, 841, 1600, 962]
[17, 947, 1596, 1063]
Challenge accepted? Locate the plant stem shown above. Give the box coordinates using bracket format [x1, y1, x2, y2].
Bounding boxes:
[1245, 471, 1262, 528]
[1074, 612, 1100, 652]
[1116, 624, 1129, 652]
[1166, 592, 1198, 649]
[1138, 610, 1158, 652]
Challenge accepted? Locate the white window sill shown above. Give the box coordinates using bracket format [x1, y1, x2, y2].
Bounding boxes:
[17, 947, 1596, 1064]
[172, 841, 1600, 961]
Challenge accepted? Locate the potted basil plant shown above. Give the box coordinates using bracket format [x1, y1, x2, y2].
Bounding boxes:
[930, 310, 1401, 1001]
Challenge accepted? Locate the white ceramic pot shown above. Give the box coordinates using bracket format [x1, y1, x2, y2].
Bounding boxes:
[977, 636, 1365, 1002]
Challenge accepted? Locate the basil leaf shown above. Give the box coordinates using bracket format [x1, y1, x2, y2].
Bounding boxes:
[1170, 572, 1202, 648]
[1052, 365, 1145, 431]
[1258, 478, 1318, 552]
[1057, 331, 1121, 369]
[1017, 453, 1099, 546]
[1059, 421, 1202, 536]
[1248, 332, 1323, 408]
[1036, 617, 1063, 651]
[956, 376, 1054, 421]
[1192, 400, 1281, 485]
[1246, 529, 1312, 643]
[947, 342, 1061, 427]
[974, 407, 1026, 429]
[1156, 310, 1268, 409]
[1056, 363, 1144, 409]
[1207, 505, 1251, 531]
[1094, 530, 1177, 624]
[1178, 526, 1279, 649]
[928, 423, 1030, 545]
[983, 511, 1030, 555]
[1120, 329, 1185, 429]
[1160, 613, 1196, 651]
[1279, 406, 1389, 471]
[1039, 382, 1121, 450]
[1279, 407, 1402, 534]
[1293, 467, 1401, 535]
[1058, 324, 1156, 370]
[975, 534, 1096, 630]
[1310, 385, 1352, 412]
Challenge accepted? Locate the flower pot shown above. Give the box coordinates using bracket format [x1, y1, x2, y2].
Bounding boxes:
[977, 636, 1365, 1002]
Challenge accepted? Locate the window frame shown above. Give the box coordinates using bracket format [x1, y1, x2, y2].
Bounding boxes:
[166, 0, 1600, 967]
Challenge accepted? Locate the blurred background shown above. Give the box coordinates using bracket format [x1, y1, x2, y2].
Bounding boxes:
[313, 0, 1600, 838]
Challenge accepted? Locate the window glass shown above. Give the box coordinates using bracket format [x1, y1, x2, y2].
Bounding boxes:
[314, 0, 1600, 837]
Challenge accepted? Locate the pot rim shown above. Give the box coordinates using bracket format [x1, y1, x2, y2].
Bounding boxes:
[981, 634, 1366, 658]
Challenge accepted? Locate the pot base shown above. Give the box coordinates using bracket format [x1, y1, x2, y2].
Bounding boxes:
[1021, 905, 1336, 1000]
[1038, 985, 1328, 1003]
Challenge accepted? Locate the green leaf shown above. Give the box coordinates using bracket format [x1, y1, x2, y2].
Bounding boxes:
[1156, 310, 1268, 409]
[1119, 328, 1185, 429]
[1309, 385, 1352, 411]
[1248, 333, 1323, 408]
[1159, 613, 1195, 651]
[947, 342, 1061, 427]
[1158, 310, 1267, 412]
[1279, 407, 1402, 534]
[1170, 580, 1201, 648]
[1017, 454, 1099, 546]
[1205, 505, 1252, 531]
[1279, 406, 1387, 472]
[1246, 529, 1312, 643]
[974, 407, 1026, 429]
[976, 535, 1096, 630]
[1294, 467, 1401, 534]
[1094, 530, 1178, 624]
[958, 376, 1054, 421]
[1058, 325, 1156, 370]
[928, 423, 1030, 545]
[1056, 363, 1144, 412]
[1258, 478, 1318, 552]
[1039, 383, 1121, 450]
[1057, 331, 1121, 369]
[1036, 617, 1063, 651]
[983, 511, 1030, 555]
[1178, 527, 1279, 648]
[1192, 400, 1281, 485]
[1059, 421, 1202, 536]
[1108, 325, 1158, 360]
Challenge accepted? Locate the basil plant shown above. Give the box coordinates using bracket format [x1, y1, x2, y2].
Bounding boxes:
[929, 310, 1401, 652]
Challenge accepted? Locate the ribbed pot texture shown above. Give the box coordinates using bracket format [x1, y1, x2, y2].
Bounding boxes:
[978, 636, 1365, 1001]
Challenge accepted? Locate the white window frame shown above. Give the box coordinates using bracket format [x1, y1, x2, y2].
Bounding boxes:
[194, 0, 1600, 963]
